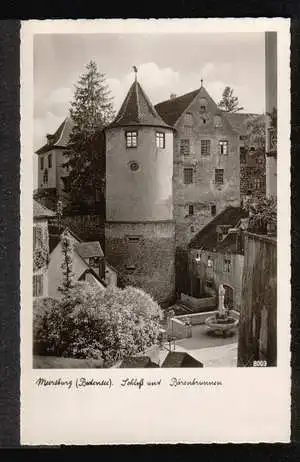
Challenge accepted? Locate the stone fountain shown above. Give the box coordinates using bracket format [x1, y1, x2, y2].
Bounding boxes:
[205, 284, 239, 337]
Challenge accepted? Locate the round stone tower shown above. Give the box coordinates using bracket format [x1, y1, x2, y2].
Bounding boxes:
[105, 73, 175, 304]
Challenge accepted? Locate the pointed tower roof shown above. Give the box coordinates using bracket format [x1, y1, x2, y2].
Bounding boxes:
[108, 80, 172, 130]
[36, 116, 74, 155]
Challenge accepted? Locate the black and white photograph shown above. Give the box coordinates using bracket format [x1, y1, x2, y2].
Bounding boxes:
[31, 28, 278, 369]
[20, 18, 290, 445]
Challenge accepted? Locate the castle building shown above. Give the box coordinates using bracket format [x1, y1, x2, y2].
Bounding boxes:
[155, 83, 242, 248]
[104, 76, 176, 304]
[35, 74, 264, 304]
[35, 117, 74, 199]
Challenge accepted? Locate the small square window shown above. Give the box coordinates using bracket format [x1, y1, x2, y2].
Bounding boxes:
[184, 168, 194, 184]
[215, 169, 224, 185]
[127, 236, 141, 242]
[126, 131, 137, 148]
[211, 205, 216, 216]
[156, 132, 165, 148]
[180, 139, 190, 156]
[201, 140, 211, 156]
[188, 204, 194, 216]
[219, 140, 228, 155]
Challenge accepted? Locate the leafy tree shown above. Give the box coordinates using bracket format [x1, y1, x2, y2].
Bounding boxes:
[33, 285, 163, 366]
[218, 86, 244, 112]
[64, 60, 115, 208]
[58, 233, 75, 296]
[244, 114, 266, 152]
[247, 196, 277, 235]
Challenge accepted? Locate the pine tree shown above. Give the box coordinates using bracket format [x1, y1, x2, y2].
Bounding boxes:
[218, 86, 244, 112]
[64, 60, 115, 209]
[58, 233, 75, 296]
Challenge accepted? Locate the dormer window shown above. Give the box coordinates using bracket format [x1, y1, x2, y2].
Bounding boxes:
[126, 131, 137, 148]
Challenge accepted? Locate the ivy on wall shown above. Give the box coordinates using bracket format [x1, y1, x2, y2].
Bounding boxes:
[33, 224, 50, 272]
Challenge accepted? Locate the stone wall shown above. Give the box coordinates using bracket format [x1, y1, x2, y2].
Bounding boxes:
[238, 232, 277, 366]
[57, 214, 105, 249]
[180, 293, 217, 312]
[105, 221, 175, 305]
[172, 92, 241, 248]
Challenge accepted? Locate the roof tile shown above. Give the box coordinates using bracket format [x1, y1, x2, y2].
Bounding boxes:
[188, 207, 248, 251]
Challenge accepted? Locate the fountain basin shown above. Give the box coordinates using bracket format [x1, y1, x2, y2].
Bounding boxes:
[205, 315, 239, 337]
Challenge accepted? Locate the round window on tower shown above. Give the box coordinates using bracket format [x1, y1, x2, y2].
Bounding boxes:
[129, 161, 140, 172]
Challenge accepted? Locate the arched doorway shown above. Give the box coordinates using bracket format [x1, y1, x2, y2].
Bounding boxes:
[223, 284, 234, 310]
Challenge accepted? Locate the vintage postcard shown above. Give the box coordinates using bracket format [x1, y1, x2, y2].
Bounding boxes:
[20, 18, 291, 444]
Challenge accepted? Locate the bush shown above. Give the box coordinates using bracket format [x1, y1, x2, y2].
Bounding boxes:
[247, 196, 277, 235]
[33, 285, 163, 366]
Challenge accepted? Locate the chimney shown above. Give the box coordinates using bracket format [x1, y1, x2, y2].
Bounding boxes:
[170, 93, 177, 100]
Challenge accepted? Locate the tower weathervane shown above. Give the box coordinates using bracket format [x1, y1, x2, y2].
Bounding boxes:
[133, 66, 138, 81]
[201, 78, 203, 87]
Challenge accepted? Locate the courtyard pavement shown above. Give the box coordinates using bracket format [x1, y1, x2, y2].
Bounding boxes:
[163, 324, 238, 367]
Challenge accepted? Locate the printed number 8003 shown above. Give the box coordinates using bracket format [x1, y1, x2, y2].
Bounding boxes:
[253, 360, 267, 367]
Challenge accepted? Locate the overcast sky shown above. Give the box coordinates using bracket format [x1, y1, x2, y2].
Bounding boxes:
[34, 32, 265, 151]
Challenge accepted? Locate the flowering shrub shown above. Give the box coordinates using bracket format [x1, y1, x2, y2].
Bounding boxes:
[33, 285, 163, 366]
[247, 196, 277, 235]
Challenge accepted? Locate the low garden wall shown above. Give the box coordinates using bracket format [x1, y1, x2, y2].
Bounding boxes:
[180, 293, 217, 312]
[174, 309, 240, 328]
[168, 317, 189, 339]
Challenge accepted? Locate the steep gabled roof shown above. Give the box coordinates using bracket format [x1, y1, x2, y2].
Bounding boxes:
[215, 230, 244, 255]
[119, 356, 160, 368]
[188, 207, 248, 251]
[33, 199, 56, 219]
[224, 112, 260, 135]
[155, 85, 261, 134]
[108, 80, 172, 130]
[161, 352, 204, 368]
[75, 241, 104, 259]
[155, 88, 200, 126]
[36, 116, 74, 155]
